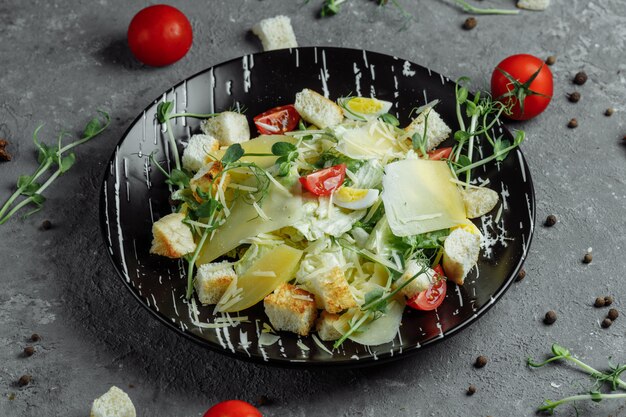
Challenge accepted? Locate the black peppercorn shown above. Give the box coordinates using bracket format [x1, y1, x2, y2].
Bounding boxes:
[474, 355, 488, 368]
[41, 220, 52, 230]
[605, 296, 614, 306]
[567, 92, 581, 103]
[30, 334, 41, 342]
[573, 71, 588, 85]
[467, 384, 477, 395]
[601, 318, 612, 328]
[605, 108, 614, 117]
[515, 268, 526, 282]
[544, 215, 557, 227]
[568, 118, 578, 128]
[23, 346, 35, 357]
[462, 17, 477, 30]
[18, 375, 32, 387]
[583, 253, 593, 264]
[594, 297, 606, 308]
[544, 310, 557, 325]
[545, 55, 556, 66]
[608, 308, 619, 321]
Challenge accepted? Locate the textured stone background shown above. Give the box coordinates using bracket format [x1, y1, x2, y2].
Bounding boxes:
[1, 1, 625, 416]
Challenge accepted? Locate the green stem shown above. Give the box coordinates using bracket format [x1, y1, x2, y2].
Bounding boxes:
[333, 311, 372, 349]
[568, 357, 626, 390]
[453, 0, 519, 15]
[164, 118, 182, 171]
[455, 144, 518, 174]
[538, 393, 626, 413]
[170, 112, 218, 119]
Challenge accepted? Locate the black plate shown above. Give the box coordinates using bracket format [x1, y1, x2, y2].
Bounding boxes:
[100, 47, 535, 367]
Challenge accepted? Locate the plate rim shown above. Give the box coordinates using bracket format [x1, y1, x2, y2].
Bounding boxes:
[99, 46, 536, 368]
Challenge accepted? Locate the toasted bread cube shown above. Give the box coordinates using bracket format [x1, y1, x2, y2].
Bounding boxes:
[90, 386, 136, 417]
[404, 108, 451, 151]
[308, 267, 356, 313]
[393, 260, 436, 299]
[200, 112, 250, 146]
[316, 311, 342, 341]
[182, 134, 220, 172]
[443, 228, 481, 285]
[461, 187, 499, 218]
[150, 213, 196, 259]
[264, 283, 317, 336]
[195, 261, 236, 305]
[252, 15, 298, 51]
[294, 88, 344, 129]
[190, 161, 230, 201]
[517, 0, 550, 10]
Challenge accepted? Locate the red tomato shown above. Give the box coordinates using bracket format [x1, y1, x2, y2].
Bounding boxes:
[491, 54, 553, 121]
[203, 400, 262, 417]
[127, 5, 193, 67]
[299, 164, 346, 196]
[253, 105, 300, 135]
[427, 147, 453, 160]
[407, 265, 447, 311]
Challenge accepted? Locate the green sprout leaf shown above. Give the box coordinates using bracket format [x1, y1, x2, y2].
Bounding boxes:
[379, 113, 400, 127]
[271, 141, 297, 156]
[551, 344, 570, 357]
[166, 169, 191, 188]
[221, 143, 244, 164]
[59, 153, 76, 173]
[156, 101, 174, 124]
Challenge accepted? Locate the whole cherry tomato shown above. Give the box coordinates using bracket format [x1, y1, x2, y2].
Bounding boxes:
[127, 5, 193, 67]
[491, 54, 553, 121]
[203, 400, 262, 417]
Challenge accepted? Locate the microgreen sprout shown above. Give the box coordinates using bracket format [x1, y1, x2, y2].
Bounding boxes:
[528, 343, 626, 413]
[450, 77, 524, 186]
[0, 111, 110, 225]
[452, 0, 519, 15]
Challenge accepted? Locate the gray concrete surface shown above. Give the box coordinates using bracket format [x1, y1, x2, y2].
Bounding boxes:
[1, 0, 625, 416]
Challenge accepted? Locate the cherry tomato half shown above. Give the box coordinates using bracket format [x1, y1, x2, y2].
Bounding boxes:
[407, 265, 447, 311]
[203, 400, 262, 417]
[427, 147, 453, 161]
[491, 54, 553, 121]
[253, 105, 301, 135]
[127, 5, 193, 67]
[299, 164, 346, 196]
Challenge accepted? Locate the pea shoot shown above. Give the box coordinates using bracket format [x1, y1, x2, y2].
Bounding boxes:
[529, 343, 626, 413]
[0, 111, 110, 225]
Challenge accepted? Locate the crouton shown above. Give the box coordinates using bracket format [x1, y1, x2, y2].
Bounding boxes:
[461, 187, 499, 218]
[316, 311, 342, 341]
[393, 260, 435, 299]
[294, 88, 344, 129]
[252, 15, 298, 51]
[182, 134, 220, 172]
[90, 386, 136, 417]
[200, 112, 250, 146]
[307, 267, 356, 313]
[264, 283, 317, 336]
[517, 0, 550, 11]
[150, 213, 196, 259]
[194, 261, 236, 305]
[190, 161, 230, 201]
[404, 107, 451, 151]
[443, 228, 481, 285]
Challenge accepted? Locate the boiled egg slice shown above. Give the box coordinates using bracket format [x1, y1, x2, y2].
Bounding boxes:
[333, 186, 379, 210]
[339, 97, 393, 122]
